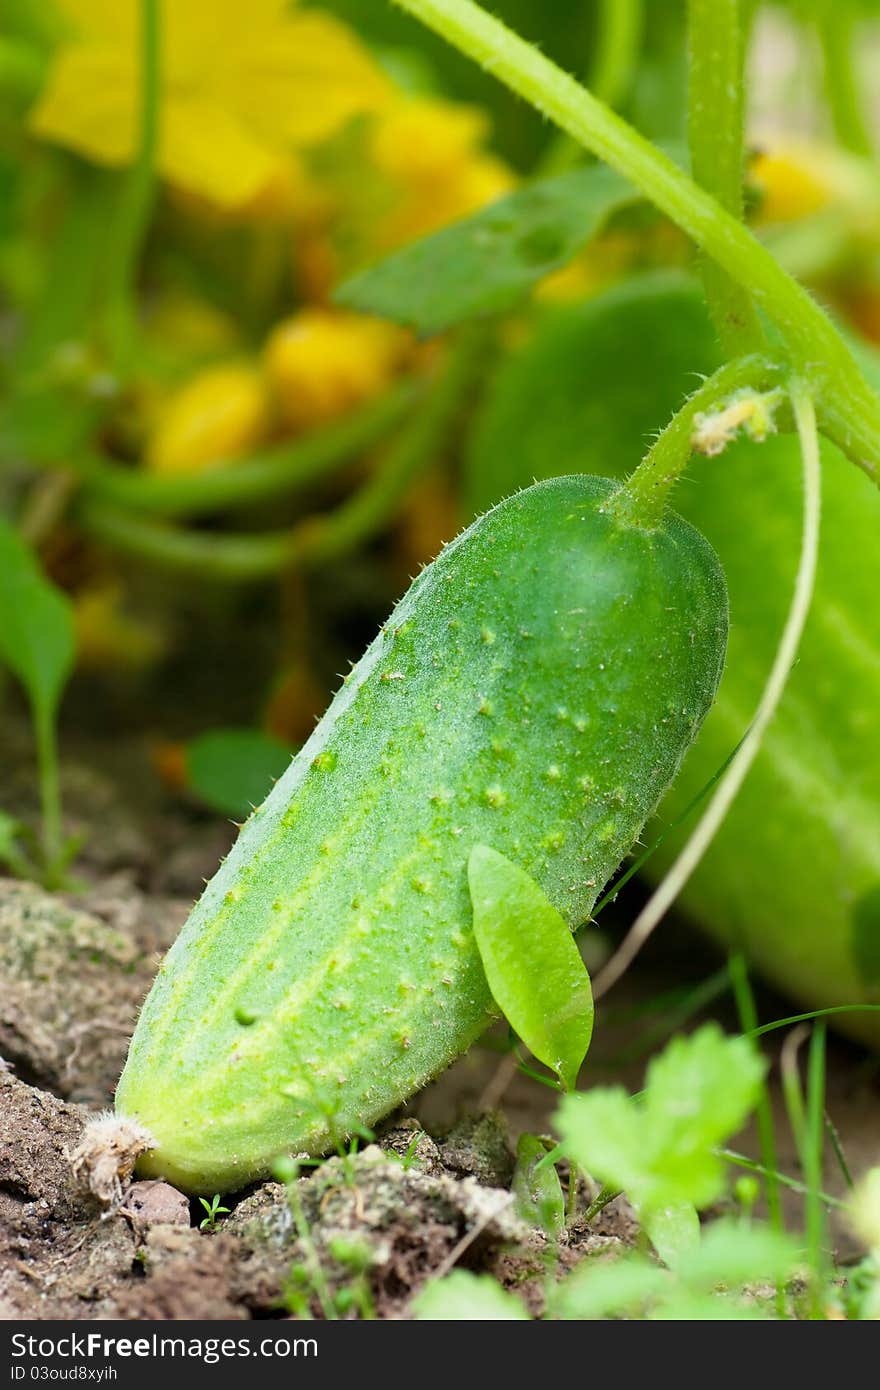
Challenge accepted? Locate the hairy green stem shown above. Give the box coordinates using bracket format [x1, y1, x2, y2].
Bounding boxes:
[77, 332, 484, 579]
[391, 0, 880, 483]
[79, 381, 418, 519]
[103, 0, 160, 371]
[817, 8, 873, 158]
[687, 0, 763, 354]
[612, 353, 785, 526]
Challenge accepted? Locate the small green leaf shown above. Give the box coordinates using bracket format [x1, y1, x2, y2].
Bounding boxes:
[468, 844, 594, 1091]
[414, 1270, 528, 1321]
[186, 728, 292, 819]
[0, 519, 75, 726]
[556, 1025, 765, 1213]
[551, 1254, 668, 1320]
[336, 164, 636, 335]
[512, 1133, 565, 1237]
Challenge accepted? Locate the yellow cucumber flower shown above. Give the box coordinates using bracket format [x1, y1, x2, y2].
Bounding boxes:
[749, 138, 879, 225]
[29, 0, 392, 208]
[368, 96, 514, 248]
[263, 309, 409, 433]
[147, 361, 270, 474]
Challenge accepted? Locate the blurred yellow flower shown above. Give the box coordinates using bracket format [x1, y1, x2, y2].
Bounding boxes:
[29, 0, 392, 207]
[74, 583, 165, 670]
[264, 309, 409, 433]
[368, 97, 514, 248]
[147, 361, 270, 474]
[750, 138, 876, 224]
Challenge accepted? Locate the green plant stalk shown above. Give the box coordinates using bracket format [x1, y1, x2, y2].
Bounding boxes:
[103, 0, 159, 372]
[391, 0, 880, 484]
[79, 381, 418, 519]
[804, 1023, 827, 1316]
[817, 8, 873, 159]
[719, 1150, 846, 1212]
[535, 0, 643, 176]
[687, 0, 764, 355]
[34, 701, 63, 883]
[612, 353, 784, 525]
[77, 332, 483, 578]
[780, 1030, 807, 1156]
[824, 1114, 853, 1191]
[729, 957, 785, 1253]
[590, 0, 644, 110]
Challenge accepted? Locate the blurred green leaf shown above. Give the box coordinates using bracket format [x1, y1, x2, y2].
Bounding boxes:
[469, 844, 594, 1091]
[648, 1292, 768, 1320]
[414, 1270, 528, 1320]
[187, 728, 292, 819]
[512, 1133, 565, 1236]
[465, 271, 718, 514]
[0, 519, 75, 730]
[551, 1253, 667, 1320]
[556, 1024, 765, 1213]
[336, 164, 636, 334]
[676, 1220, 801, 1290]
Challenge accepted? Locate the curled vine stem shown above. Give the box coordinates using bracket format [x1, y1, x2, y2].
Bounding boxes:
[593, 379, 822, 1001]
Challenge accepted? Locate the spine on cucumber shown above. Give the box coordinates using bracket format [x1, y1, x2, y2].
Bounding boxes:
[116, 475, 727, 1193]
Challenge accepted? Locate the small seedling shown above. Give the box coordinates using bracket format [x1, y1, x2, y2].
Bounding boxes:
[198, 1194, 230, 1231]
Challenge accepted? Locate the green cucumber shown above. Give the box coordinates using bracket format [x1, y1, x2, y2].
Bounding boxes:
[116, 476, 727, 1193]
[469, 274, 880, 1046]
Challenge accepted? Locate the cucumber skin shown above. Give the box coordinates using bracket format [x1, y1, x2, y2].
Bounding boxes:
[116, 476, 727, 1193]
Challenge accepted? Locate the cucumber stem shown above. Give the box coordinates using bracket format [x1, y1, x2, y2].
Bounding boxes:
[610, 353, 785, 527]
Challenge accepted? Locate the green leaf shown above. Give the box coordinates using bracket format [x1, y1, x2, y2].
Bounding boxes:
[640, 1202, 700, 1271]
[648, 1292, 769, 1321]
[468, 844, 594, 1091]
[512, 1133, 565, 1236]
[642, 1026, 766, 1202]
[186, 728, 292, 819]
[0, 810, 34, 878]
[464, 272, 719, 516]
[676, 1220, 801, 1291]
[556, 1025, 765, 1213]
[0, 519, 75, 726]
[335, 164, 636, 335]
[551, 1253, 668, 1320]
[413, 1270, 528, 1321]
